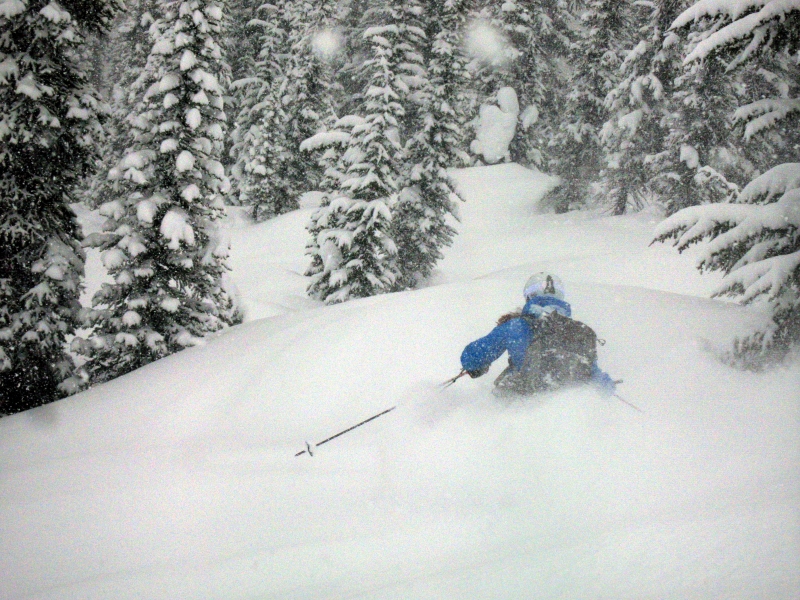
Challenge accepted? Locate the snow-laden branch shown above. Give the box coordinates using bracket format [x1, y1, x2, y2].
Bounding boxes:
[717, 248, 800, 303]
[739, 162, 800, 203]
[672, 0, 769, 30]
[733, 99, 800, 140]
[673, 0, 800, 63]
[654, 163, 800, 306]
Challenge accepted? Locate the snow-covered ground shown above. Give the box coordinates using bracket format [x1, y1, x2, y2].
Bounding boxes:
[1, 164, 798, 599]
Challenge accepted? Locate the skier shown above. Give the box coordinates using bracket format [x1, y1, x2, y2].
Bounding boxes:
[460, 273, 617, 396]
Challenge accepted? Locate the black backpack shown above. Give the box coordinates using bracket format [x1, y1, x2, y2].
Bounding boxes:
[495, 311, 598, 395]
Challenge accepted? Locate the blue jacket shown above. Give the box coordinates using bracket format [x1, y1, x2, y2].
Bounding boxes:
[461, 296, 615, 394]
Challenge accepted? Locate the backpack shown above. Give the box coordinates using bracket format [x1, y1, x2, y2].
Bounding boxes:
[495, 311, 598, 395]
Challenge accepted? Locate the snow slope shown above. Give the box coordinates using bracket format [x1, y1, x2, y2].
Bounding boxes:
[1, 164, 798, 600]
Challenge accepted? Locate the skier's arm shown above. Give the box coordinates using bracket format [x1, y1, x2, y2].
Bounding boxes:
[460, 320, 528, 378]
[460, 325, 509, 377]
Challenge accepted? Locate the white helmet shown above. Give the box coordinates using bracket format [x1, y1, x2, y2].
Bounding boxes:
[523, 272, 565, 300]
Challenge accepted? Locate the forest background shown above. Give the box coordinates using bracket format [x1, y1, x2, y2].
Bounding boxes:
[0, 0, 798, 416]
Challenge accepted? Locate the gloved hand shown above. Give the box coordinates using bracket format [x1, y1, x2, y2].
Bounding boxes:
[467, 364, 490, 378]
[594, 372, 616, 396]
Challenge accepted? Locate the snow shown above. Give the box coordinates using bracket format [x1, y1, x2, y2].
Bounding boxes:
[122, 311, 142, 327]
[160, 209, 195, 249]
[160, 137, 178, 153]
[163, 92, 179, 109]
[175, 150, 194, 172]
[520, 105, 538, 131]
[151, 39, 173, 55]
[681, 0, 800, 63]
[300, 130, 350, 152]
[735, 99, 800, 140]
[15, 73, 45, 100]
[181, 183, 201, 201]
[470, 87, 519, 164]
[65, 105, 90, 120]
[1, 165, 798, 599]
[0, 0, 25, 19]
[618, 109, 644, 136]
[680, 144, 700, 169]
[39, 2, 71, 23]
[180, 50, 197, 71]
[464, 20, 511, 67]
[0, 57, 18, 85]
[101, 248, 127, 270]
[160, 297, 180, 312]
[191, 89, 209, 105]
[204, 5, 222, 21]
[185, 107, 202, 129]
[740, 162, 800, 203]
[119, 151, 146, 171]
[98, 200, 125, 220]
[672, 0, 768, 29]
[312, 29, 343, 60]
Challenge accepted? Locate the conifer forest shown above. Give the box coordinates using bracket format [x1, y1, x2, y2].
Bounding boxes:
[1, 0, 799, 416]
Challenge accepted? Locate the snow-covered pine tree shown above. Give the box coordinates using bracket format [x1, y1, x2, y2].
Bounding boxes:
[390, 0, 468, 288]
[84, 0, 159, 210]
[650, 16, 743, 215]
[654, 164, 800, 365]
[80, 0, 239, 383]
[482, 0, 572, 167]
[655, 0, 800, 365]
[305, 0, 417, 303]
[546, 0, 631, 213]
[600, 0, 686, 215]
[302, 116, 359, 297]
[425, 0, 474, 168]
[231, 0, 337, 221]
[220, 0, 261, 175]
[732, 56, 800, 177]
[225, 0, 260, 97]
[277, 0, 339, 205]
[228, 3, 287, 219]
[391, 2, 468, 289]
[0, 0, 119, 414]
[392, 114, 461, 288]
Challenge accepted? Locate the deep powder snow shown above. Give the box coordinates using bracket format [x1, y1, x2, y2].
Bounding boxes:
[0, 164, 798, 599]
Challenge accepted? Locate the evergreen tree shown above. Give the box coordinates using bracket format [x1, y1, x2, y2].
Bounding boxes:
[654, 164, 800, 366]
[221, 0, 261, 173]
[546, 0, 631, 213]
[306, 0, 423, 303]
[229, 3, 287, 219]
[481, 0, 571, 167]
[279, 0, 339, 204]
[302, 117, 357, 298]
[656, 0, 800, 365]
[230, 0, 337, 221]
[425, 0, 474, 168]
[600, 0, 685, 215]
[650, 19, 741, 215]
[84, 0, 158, 209]
[79, 0, 239, 383]
[391, 0, 469, 288]
[0, 0, 119, 414]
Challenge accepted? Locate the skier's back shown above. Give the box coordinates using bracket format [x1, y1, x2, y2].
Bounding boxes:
[460, 273, 616, 396]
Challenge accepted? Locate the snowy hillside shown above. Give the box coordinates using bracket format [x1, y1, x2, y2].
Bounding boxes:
[1, 165, 798, 600]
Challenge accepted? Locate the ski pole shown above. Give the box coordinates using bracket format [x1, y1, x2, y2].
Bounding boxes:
[295, 405, 397, 457]
[441, 369, 468, 388]
[614, 392, 643, 413]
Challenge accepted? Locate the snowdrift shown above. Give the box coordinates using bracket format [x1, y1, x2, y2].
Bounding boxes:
[1, 164, 798, 600]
